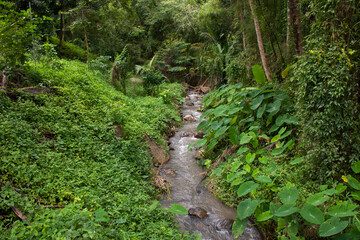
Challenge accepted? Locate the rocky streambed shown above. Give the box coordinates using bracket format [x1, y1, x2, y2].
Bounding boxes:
[160, 90, 263, 240]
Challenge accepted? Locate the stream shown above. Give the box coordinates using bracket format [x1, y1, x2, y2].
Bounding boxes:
[160, 90, 263, 240]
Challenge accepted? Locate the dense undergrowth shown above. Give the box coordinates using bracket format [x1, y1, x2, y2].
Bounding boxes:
[0, 59, 190, 239]
[193, 65, 360, 239]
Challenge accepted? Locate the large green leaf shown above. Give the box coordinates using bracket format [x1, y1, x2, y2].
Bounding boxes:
[254, 176, 272, 183]
[278, 186, 299, 204]
[232, 217, 248, 238]
[328, 202, 358, 217]
[237, 198, 261, 219]
[229, 126, 239, 145]
[197, 120, 208, 131]
[346, 175, 360, 190]
[299, 204, 325, 224]
[257, 104, 267, 119]
[306, 193, 329, 206]
[351, 161, 360, 174]
[167, 204, 188, 215]
[237, 181, 259, 197]
[319, 217, 348, 237]
[351, 191, 360, 201]
[250, 95, 265, 110]
[256, 211, 273, 222]
[239, 133, 252, 145]
[214, 126, 228, 139]
[252, 65, 266, 85]
[245, 153, 256, 164]
[274, 204, 299, 217]
[266, 100, 281, 116]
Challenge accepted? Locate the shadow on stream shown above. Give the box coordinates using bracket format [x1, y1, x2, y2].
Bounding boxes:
[160, 90, 263, 240]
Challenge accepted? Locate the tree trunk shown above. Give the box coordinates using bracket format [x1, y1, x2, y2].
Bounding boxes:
[286, 5, 291, 54]
[248, 0, 272, 82]
[238, 1, 247, 52]
[59, 14, 65, 47]
[82, 9, 89, 62]
[288, 0, 303, 56]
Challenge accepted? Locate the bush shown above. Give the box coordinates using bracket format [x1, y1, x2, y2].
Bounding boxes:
[289, 42, 360, 182]
[49, 36, 95, 62]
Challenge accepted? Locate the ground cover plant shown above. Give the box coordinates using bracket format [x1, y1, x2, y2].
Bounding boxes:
[0, 58, 192, 239]
[192, 66, 360, 239]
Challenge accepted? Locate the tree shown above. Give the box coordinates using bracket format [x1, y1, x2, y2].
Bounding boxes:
[287, 0, 303, 56]
[248, 0, 272, 82]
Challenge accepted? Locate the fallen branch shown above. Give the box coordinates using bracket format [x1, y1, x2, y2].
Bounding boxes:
[11, 206, 27, 220]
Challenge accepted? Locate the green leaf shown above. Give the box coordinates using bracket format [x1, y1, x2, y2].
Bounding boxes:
[335, 183, 347, 193]
[254, 176, 272, 183]
[237, 198, 261, 219]
[245, 153, 256, 164]
[196, 139, 207, 147]
[256, 211, 273, 222]
[214, 126, 228, 139]
[231, 161, 242, 172]
[238, 181, 259, 197]
[271, 134, 281, 143]
[252, 65, 266, 85]
[229, 126, 239, 145]
[95, 208, 110, 222]
[250, 95, 265, 110]
[306, 193, 329, 206]
[280, 130, 292, 139]
[319, 217, 348, 237]
[351, 191, 360, 201]
[274, 204, 299, 217]
[240, 133, 252, 145]
[290, 157, 304, 165]
[279, 186, 299, 204]
[244, 164, 251, 173]
[299, 204, 325, 224]
[328, 202, 358, 217]
[237, 146, 249, 155]
[231, 178, 243, 187]
[197, 120, 208, 131]
[206, 139, 218, 151]
[347, 175, 360, 190]
[257, 104, 267, 119]
[167, 204, 188, 215]
[267, 100, 281, 117]
[351, 161, 360, 174]
[321, 188, 338, 195]
[259, 156, 268, 164]
[232, 217, 248, 238]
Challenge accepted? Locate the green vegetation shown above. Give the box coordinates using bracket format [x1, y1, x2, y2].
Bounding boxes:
[1, 0, 360, 239]
[0, 58, 188, 238]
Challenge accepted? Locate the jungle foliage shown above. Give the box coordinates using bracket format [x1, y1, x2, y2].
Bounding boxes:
[1, 0, 360, 239]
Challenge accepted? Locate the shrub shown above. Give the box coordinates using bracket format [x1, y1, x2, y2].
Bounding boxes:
[289, 42, 360, 182]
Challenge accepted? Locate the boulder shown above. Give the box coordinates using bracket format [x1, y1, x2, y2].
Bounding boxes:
[188, 207, 208, 219]
[183, 115, 195, 122]
[194, 131, 204, 139]
[200, 86, 211, 94]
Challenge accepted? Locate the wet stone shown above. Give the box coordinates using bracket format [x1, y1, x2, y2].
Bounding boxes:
[180, 132, 193, 137]
[194, 131, 204, 139]
[188, 207, 208, 219]
[183, 115, 195, 121]
[215, 219, 234, 232]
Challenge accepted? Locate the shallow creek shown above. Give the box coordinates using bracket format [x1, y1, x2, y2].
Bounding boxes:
[160, 90, 263, 240]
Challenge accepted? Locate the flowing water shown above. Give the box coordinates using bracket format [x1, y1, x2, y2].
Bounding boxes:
[160, 90, 263, 240]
